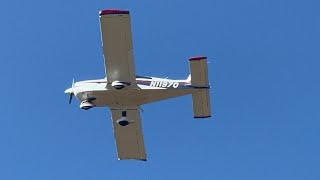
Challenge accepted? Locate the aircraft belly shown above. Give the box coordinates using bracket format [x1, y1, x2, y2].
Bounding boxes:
[93, 90, 147, 106]
[88, 89, 194, 107]
[139, 89, 193, 104]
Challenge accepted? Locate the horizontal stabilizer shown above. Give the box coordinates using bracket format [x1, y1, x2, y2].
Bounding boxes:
[192, 89, 211, 118]
[189, 56, 209, 88]
[189, 56, 211, 118]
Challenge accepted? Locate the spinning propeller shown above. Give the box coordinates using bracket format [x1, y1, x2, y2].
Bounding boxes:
[65, 78, 75, 104]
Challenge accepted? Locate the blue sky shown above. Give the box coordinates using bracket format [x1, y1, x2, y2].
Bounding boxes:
[1, 0, 319, 179]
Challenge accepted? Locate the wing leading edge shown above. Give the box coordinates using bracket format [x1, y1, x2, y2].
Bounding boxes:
[110, 108, 146, 160]
[99, 10, 137, 87]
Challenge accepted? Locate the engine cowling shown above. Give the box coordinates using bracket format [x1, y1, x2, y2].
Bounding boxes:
[111, 81, 126, 89]
[80, 101, 95, 110]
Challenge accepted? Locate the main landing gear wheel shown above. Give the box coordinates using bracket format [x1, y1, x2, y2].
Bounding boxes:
[117, 111, 130, 126]
[111, 81, 125, 89]
[114, 84, 125, 89]
[111, 81, 131, 89]
[117, 119, 130, 126]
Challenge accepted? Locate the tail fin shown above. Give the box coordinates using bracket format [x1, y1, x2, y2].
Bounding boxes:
[186, 74, 191, 83]
[189, 56, 211, 118]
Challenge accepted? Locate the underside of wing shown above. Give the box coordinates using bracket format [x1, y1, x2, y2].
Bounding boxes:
[110, 107, 146, 160]
[99, 10, 137, 87]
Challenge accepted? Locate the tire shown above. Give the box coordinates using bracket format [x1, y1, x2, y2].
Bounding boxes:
[114, 85, 124, 89]
[117, 119, 129, 126]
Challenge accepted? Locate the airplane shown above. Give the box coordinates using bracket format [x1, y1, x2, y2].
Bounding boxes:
[64, 9, 211, 161]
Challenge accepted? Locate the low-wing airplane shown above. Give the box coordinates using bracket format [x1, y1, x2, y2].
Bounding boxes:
[64, 9, 211, 161]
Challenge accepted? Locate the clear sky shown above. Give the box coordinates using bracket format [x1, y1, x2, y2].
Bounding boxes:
[1, 0, 319, 179]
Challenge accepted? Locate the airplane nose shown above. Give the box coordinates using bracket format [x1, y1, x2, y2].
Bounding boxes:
[64, 88, 73, 94]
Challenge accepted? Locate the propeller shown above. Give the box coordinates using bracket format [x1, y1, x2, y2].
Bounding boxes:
[65, 78, 75, 104]
[68, 92, 73, 104]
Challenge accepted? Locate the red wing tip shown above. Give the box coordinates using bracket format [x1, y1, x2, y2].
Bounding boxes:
[189, 56, 207, 61]
[99, 9, 130, 15]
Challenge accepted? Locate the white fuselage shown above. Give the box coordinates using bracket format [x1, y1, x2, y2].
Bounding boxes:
[65, 76, 197, 108]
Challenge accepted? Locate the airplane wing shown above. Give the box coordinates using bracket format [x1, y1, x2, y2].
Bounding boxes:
[110, 107, 146, 160]
[99, 10, 137, 88]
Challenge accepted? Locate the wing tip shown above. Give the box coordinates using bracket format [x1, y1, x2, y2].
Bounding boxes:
[194, 115, 211, 118]
[189, 56, 207, 61]
[99, 9, 130, 15]
[117, 158, 147, 161]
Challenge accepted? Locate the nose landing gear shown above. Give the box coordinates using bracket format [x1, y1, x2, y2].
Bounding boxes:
[80, 98, 96, 110]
